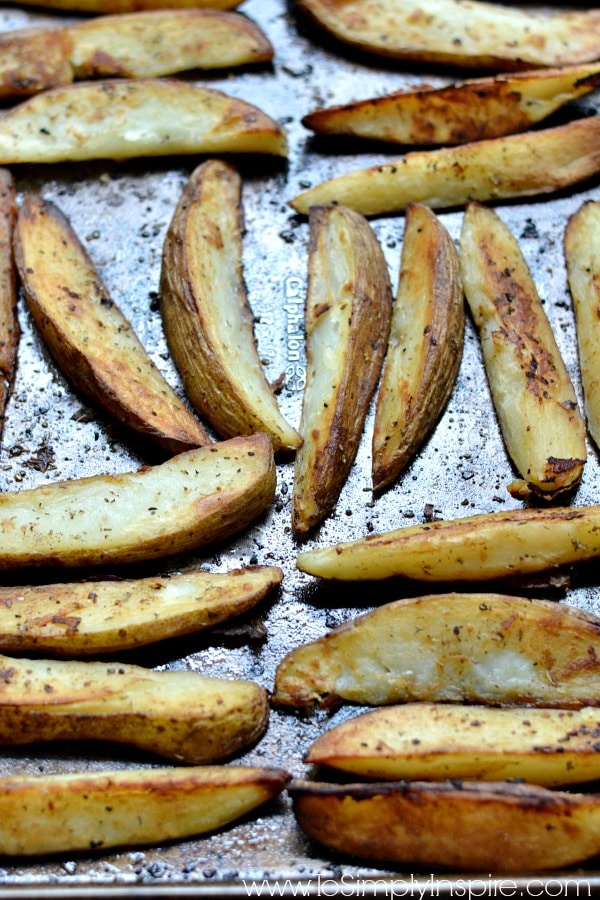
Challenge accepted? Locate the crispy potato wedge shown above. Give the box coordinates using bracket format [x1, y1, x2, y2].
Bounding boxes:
[160, 160, 301, 453]
[0, 79, 287, 165]
[295, 0, 600, 71]
[272, 592, 600, 711]
[372, 203, 463, 493]
[14, 195, 210, 456]
[68, 10, 273, 80]
[305, 703, 600, 786]
[0, 27, 73, 99]
[0, 433, 275, 570]
[289, 779, 600, 872]
[0, 765, 289, 856]
[15, 0, 242, 11]
[296, 504, 600, 583]
[565, 200, 600, 452]
[0, 653, 269, 763]
[0, 565, 282, 656]
[0, 170, 18, 443]
[303, 64, 600, 146]
[292, 205, 392, 534]
[290, 116, 600, 217]
[460, 201, 586, 500]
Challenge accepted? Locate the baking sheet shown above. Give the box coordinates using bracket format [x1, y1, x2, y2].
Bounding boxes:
[0, 0, 600, 893]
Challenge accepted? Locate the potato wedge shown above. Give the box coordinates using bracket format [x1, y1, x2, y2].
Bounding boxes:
[0, 79, 287, 165]
[0, 653, 269, 763]
[565, 200, 600, 452]
[14, 195, 210, 456]
[67, 10, 273, 80]
[295, 0, 600, 71]
[296, 504, 600, 583]
[0, 765, 289, 855]
[305, 703, 600, 786]
[290, 115, 600, 217]
[292, 205, 392, 534]
[272, 592, 600, 710]
[460, 201, 586, 500]
[303, 64, 600, 146]
[372, 203, 463, 493]
[15, 0, 242, 11]
[0, 433, 275, 570]
[0, 565, 282, 656]
[0, 170, 18, 443]
[289, 779, 600, 872]
[160, 160, 301, 453]
[0, 27, 73, 99]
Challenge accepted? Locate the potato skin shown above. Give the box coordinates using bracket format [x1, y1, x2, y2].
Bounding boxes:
[0, 170, 18, 444]
[15, 0, 242, 11]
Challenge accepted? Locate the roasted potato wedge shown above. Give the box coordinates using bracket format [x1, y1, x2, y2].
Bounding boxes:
[292, 205, 392, 534]
[0, 565, 282, 657]
[305, 703, 600, 786]
[0, 765, 289, 856]
[0, 79, 287, 165]
[460, 201, 586, 500]
[303, 64, 600, 146]
[0, 27, 72, 99]
[272, 592, 600, 711]
[296, 504, 600, 583]
[295, 0, 600, 71]
[14, 195, 210, 456]
[0, 653, 269, 763]
[160, 160, 301, 453]
[0, 169, 18, 444]
[290, 779, 600, 872]
[290, 116, 600, 217]
[372, 203, 463, 493]
[565, 200, 600, 452]
[0, 433, 275, 570]
[15, 0, 242, 11]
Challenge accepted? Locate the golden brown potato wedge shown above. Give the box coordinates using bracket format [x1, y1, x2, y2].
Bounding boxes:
[0, 170, 18, 443]
[295, 0, 600, 71]
[565, 200, 600, 452]
[305, 703, 600, 786]
[290, 116, 600, 217]
[0, 27, 73, 99]
[460, 201, 586, 500]
[0, 765, 289, 856]
[372, 203, 463, 493]
[15, 0, 242, 11]
[303, 64, 600, 146]
[290, 779, 600, 872]
[160, 160, 301, 453]
[296, 504, 600, 583]
[14, 195, 210, 456]
[0, 79, 287, 165]
[0, 433, 275, 570]
[0, 565, 282, 657]
[272, 592, 600, 711]
[292, 205, 392, 534]
[0, 653, 269, 763]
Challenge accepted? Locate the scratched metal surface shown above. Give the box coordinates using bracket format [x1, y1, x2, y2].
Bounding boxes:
[0, 0, 599, 894]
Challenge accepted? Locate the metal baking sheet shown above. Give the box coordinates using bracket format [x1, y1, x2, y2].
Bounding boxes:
[0, 0, 600, 894]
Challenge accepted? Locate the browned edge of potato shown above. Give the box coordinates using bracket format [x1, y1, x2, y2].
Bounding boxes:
[160, 159, 301, 453]
[0, 80, 288, 164]
[292, 204, 392, 534]
[0, 169, 18, 443]
[0, 28, 73, 99]
[372, 202, 463, 493]
[295, 0, 600, 71]
[303, 64, 600, 146]
[289, 779, 600, 872]
[290, 115, 600, 217]
[305, 703, 600, 786]
[296, 503, 600, 583]
[0, 565, 282, 656]
[14, 194, 211, 455]
[460, 201, 586, 500]
[0, 765, 289, 856]
[0, 653, 269, 764]
[0, 433, 275, 570]
[12, 0, 242, 11]
[272, 592, 600, 711]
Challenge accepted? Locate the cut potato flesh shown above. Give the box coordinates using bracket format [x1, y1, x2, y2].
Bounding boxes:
[13, 0, 242, 12]
[0, 28, 72, 99]
[272, 592, 600, 710]
[0, 433, 275, 570]
[0, 169, 18, 443]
